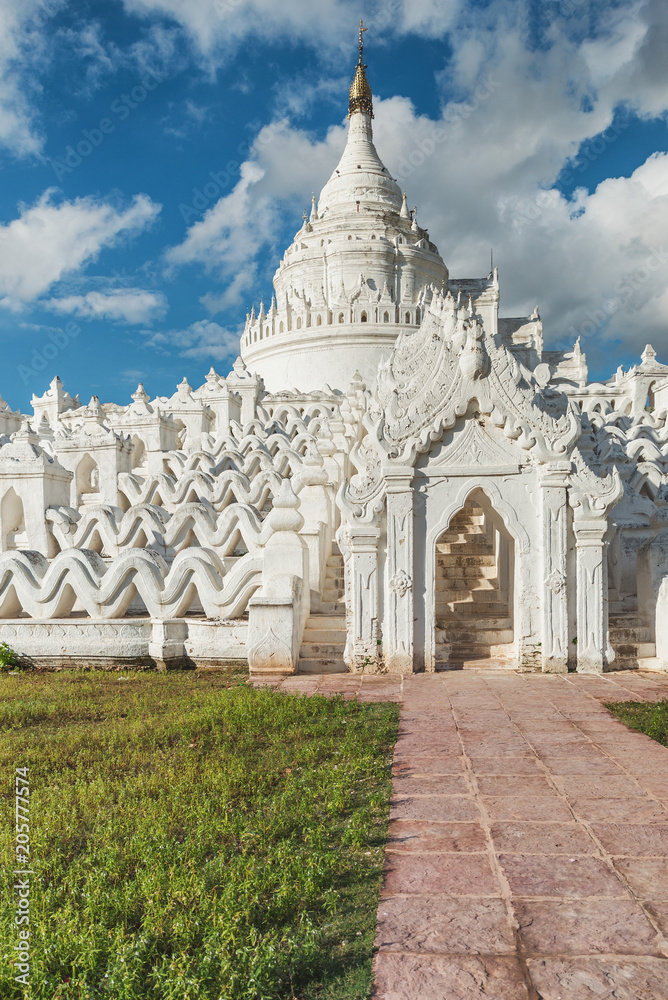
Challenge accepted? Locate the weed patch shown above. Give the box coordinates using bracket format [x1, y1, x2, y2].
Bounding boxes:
[605, 698, 668, 748]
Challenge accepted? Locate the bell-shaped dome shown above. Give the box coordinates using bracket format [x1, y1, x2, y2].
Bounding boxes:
[317, 111, 402, 216]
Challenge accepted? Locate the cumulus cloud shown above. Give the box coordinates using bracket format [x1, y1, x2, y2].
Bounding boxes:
[142, 319, 241, 360]
[0, 191, 161, 308]
[164, 0, 668, 373]
[120, 0, 462, 67]
[46, 288, 167, 324]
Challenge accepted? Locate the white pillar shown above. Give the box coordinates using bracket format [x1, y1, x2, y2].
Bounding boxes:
[574, 520, 610, 674]
[384, 471, 414, 674]
[343, 524, 381, 672]
[540, 471, 569, 673]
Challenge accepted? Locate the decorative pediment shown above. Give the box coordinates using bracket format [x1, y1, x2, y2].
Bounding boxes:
[365, 286, 580, 470]
[420, 417, 520, 477]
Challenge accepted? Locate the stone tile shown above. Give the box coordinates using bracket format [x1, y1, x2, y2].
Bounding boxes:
[398, 719, 459, 736]
[591, 823, 668, 857]
[541, 757, 623, 775]
[390, 795, 480, 822]
[392, 756, 465, 776]
[381, 852, 499, 896]
[553, 774, 645, 798]
[490, 822, 596, 855]
[533, 743, 609, 760]
[375, 896, 515, 954]
[387, 821, 487, 854]
[456, 726, 521, 738]
[467, 757, 542, 775]
[527, 957, 668, 1000]
[525, 732, 595, 747]
[313, 675, 361, 689]
[460, 740, 533, 757]
[453, 711, 511, 725]
[498, 854, 629, 898]
[393, 773, 470, 796]
[571, 797, 668, 824]
[613, 858, 668, 899]
[482, 795, 573, 822]
[395, 737, 462, 757]
[515, 899, 662, 955]
[643, 902, 668, 938]
[515, 720, 581, 732]
[637, 777, 668, 799]
[372, 953, 530, 1000]
[510, 711, 563, 720]
[477, 775, 554, 797]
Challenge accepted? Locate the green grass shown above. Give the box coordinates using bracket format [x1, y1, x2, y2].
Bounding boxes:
[605, 698, 668, 748]
[0, 670, 399, 1000]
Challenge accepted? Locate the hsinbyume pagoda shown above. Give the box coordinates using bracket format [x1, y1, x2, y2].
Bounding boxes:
[0, 24, 667, 675]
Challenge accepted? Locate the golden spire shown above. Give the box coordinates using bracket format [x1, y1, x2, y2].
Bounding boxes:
[348, 18, 373, 118]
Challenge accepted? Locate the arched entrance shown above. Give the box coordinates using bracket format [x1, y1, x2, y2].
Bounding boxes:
[434, 490, 514, 668]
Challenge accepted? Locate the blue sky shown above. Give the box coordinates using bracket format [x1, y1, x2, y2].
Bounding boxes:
[1, 0, 667, 412]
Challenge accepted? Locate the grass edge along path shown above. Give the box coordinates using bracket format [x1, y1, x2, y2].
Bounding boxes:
[606, 697, 668, 749]
[0, 670, 399, 1000]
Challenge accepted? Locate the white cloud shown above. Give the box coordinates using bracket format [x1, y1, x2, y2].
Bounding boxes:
[121, 0, 464, 69]
[142, 319, 241, 360]
[0, 0, 60, 156]
[0, 191, 161, 308]
[46, 288, 167, 324]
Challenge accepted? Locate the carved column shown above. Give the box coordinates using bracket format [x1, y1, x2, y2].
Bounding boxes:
[343, 524, 381, 672]
[568, 449, 623, 675]
[384, 471, 414, 674]
[573, 520, 610, 674]
[540, 468, 569, 673]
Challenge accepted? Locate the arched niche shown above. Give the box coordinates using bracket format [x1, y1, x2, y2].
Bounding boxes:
[131, 435, 146, 470]
[76, 453, 100, 502]
[2, 487, 27, 550]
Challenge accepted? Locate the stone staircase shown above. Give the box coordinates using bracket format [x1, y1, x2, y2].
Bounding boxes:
[608, 605, 657, 669]
[435, 505, 514, 669]
[298, 545, 347, 673]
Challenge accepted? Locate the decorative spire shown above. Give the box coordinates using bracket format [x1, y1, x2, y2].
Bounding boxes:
[310, 191, 318, 222]
[400, 191, 410, 220]
[349, 19, 373, 118]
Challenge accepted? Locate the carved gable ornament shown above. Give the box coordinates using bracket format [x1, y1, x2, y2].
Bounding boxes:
[368, 287, 581, 470]
[420, 417, 520, 477]
[341, 288, 582, 520]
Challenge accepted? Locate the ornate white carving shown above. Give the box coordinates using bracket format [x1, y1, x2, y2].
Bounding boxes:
[389, 569, 412, 597]
[545, 568, 566, 594]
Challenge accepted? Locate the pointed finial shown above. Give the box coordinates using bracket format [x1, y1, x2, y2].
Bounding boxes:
[359, 18, 367, 63]
[400, 191, 410, 220]
[310, 191, 318, 222]
[349, 20, 373, 118]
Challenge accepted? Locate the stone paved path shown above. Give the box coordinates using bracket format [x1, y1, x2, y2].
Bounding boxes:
[251, 670, 668, 999]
